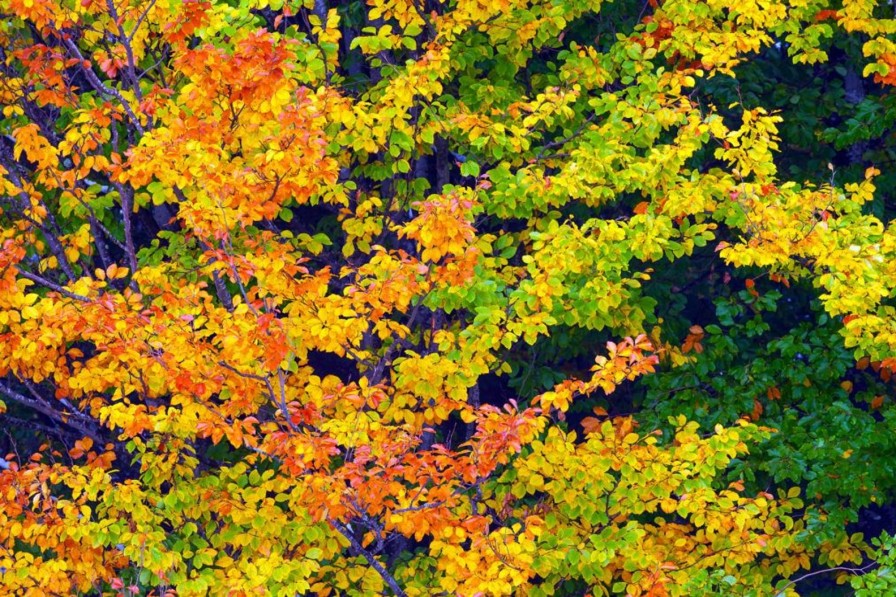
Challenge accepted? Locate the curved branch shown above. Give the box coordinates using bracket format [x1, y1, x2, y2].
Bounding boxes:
[777, 562, 878, 594]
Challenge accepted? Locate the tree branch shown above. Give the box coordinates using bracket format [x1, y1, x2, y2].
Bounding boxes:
[61, 37, 146, 135]
[218, 361, 299, 432]
[777, 562, 878, 594]
[330, 519, 407, 597]
[0, 380, 103, 444]
[15, 268, 91, 302]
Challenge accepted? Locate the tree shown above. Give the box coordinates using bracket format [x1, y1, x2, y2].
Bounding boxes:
[1, 0, 895, 595]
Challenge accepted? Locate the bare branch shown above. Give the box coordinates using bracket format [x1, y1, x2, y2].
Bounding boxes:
[777, 563, 878, 595]
[211, 270, 234, 311]
[0, 380, 103, 444]
[218, 361, 299, 432]
[330, 519, 407, 597]
[111, 180, 140, 279]
[0, 148, 80, 281]
[61, 37, 146, 135]
[15, 268, 91, 302]
[104, 0, 143, 100]
[128, 0, 159, 42]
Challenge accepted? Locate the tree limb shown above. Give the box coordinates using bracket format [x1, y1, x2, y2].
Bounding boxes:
[330, 519, 407, 597]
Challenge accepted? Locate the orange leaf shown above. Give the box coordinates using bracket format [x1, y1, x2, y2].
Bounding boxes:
[751, 398, 763, 420]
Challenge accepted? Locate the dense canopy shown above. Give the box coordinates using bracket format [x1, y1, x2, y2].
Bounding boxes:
[2, 0, 896, 595]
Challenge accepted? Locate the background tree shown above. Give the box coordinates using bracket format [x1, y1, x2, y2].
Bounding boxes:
[2, 0, 896, 595]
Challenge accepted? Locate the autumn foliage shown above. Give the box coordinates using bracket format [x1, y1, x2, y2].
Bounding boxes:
[2, 0, 896, 595]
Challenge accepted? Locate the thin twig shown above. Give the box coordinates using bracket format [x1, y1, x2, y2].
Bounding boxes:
[128, 0, 159, 42]
[777, 562, 878, 594]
